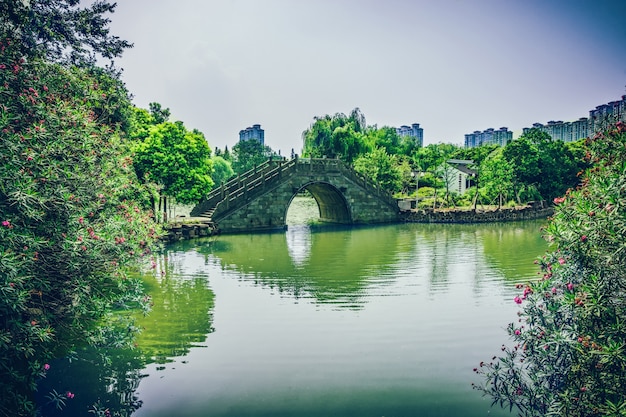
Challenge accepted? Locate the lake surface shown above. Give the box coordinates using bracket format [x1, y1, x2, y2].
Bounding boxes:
[39, 198, 548, 417]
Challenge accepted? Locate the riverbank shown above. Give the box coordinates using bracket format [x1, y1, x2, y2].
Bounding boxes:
[400, 203, 554, 223]
[163, 201, 554, 241]
[163, 217, 220, 242]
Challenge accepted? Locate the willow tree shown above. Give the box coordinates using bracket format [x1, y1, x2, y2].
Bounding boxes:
[302, 108, 371, 163]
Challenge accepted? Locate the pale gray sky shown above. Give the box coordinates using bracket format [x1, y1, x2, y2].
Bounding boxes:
[108, 0, 626, 153]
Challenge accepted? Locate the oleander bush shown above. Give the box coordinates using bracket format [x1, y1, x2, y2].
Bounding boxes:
[475, 122, 626, 416]
[0, 38, 161, 416]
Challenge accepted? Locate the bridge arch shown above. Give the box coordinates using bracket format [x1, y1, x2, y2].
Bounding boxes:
[287, 181, 352, 224]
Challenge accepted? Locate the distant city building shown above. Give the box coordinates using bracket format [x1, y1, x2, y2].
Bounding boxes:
[239, 124, 265, 145]
[464, 127, 512, 148]
[396, 123, 423, 147]
[589, 95, 626, 134]
[523, 95, 626, 142]
[522, 119, 589, 142]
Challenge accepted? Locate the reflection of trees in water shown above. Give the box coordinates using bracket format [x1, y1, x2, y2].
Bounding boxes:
[37, 255, 215, 416]
[479, 220, 547, 281]
[392, 222, 546, 295]
[37, 347, 145, 417]
[135, 272, 215, 363]
[193, 224, 413, 308]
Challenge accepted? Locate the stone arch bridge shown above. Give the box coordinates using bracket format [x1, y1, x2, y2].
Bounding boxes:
[190, 158, 400, 233]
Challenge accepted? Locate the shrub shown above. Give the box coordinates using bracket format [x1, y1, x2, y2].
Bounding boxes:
[0, 38, 160, 416]
[474, 123, 626, 416]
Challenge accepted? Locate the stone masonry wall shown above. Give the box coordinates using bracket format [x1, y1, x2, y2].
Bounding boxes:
[399, 205, 554, 224]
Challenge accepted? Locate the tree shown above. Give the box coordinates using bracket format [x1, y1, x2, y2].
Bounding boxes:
[503, 131, 543, 202]
[436, 161, 460, 208]
[211, 155, 234, 186]
[2, 0, 132, 64]
[503, 129, 583, 203]
[535, 139, 580, 201]
[0, 39, 159, 416]
[231, 139, 273, 175]
[479, 147, 514, 208]
[353, 147, 403, 193]
[133, 121, 214, 206]
[412, 143, 460, 174]
[302, 108, 371, 163]
[475, 122, 626, 416]
[148, 102, 170, 124]
[369, 126, 402, 155]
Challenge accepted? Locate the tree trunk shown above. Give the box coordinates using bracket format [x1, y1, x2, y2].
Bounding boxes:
[163, 195, 167, 222]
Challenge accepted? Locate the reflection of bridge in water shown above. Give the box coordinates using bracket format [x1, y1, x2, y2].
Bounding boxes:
[191, 157, 400, 233]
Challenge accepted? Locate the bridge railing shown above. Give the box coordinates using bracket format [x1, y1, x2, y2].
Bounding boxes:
[331, 160, 399, 209]
[191, 159, 287, 217]
[191, 158, 300, 218]
[210, 158, 298, 219]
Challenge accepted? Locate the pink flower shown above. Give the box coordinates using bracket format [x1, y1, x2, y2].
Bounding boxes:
[551, 287, 557, 294]
[558, 257, 565, 265]
[43, 363, 50, 371]
[1, 220, 10, 227]
[514, 296, 522, 304]
[581, 235, 588, 242]
[553, 197, 565, 204]
[514, 329, 521, 335]
[567, 283, 574, 291]
[66, 391, 75, 399]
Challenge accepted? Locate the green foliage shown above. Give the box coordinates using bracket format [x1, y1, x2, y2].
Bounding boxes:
[412, 143, 461, 173]
[211, 155, 234, 186]
[453, 144, 499, 166]
[502, 128, 583, 202]
[479, 147, 514, 207]
[2, 0, 132, 64]
[0, 38, 160, 416]
[133, 119, 214, 205]
[353, 147, 403, 193]
[368, 126, 419, 156]
[302, 108, 371, 163]
[475, 123, 626, 416]
[148, 102, 170, 124]
[231, 139, 274, 175]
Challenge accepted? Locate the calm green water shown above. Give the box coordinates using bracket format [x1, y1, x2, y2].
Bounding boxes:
[39, 199, 548, 417]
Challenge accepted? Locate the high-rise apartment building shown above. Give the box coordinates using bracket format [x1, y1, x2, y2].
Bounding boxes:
[464, 127, 512, 148]
[396, 123, 424, 147]
[524, 95, 626, 142]
[239, 124, 265, 145]
[589, 95, 626, 134]
[523, 119, 589, 142]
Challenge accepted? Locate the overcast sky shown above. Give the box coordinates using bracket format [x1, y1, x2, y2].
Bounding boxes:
[107, 0, 626, 153]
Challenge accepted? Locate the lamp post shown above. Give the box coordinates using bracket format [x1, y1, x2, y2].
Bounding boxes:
[411, 170, 421, 209]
